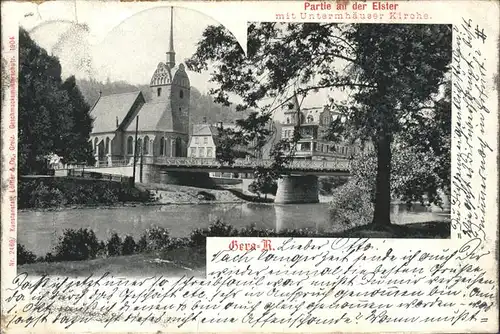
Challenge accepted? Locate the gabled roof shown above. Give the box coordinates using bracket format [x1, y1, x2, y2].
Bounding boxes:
[90, 91, 143, 133]
[123, 101, 173, 132]
[192, 124, 213, 136]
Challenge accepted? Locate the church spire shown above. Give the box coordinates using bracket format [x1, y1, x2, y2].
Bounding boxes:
[166, 6, 176, 69]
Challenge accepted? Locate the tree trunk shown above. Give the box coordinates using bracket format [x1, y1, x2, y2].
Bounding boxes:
[372, 132, 392, 227]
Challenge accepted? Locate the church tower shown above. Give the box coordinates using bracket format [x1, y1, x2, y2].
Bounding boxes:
[149, 6, 190, 136]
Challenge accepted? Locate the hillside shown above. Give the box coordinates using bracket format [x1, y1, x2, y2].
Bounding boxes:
[76, 78, 250, 127]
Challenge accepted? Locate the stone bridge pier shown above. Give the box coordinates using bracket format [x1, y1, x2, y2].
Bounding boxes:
[274, 175, 319, 204]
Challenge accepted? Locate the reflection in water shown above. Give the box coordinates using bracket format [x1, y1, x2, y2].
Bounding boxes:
[18, 203, 448, 256]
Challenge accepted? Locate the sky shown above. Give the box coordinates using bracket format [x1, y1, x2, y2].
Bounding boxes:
[26, 5, 217, 94]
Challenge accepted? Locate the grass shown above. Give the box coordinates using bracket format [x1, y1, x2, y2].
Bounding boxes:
[18, 248, 206, 277]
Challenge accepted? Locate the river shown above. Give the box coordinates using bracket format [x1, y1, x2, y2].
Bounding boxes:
[18, 202, 449, 256]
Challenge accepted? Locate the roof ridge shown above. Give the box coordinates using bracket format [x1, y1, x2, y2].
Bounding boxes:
[100, 90, 142, 98]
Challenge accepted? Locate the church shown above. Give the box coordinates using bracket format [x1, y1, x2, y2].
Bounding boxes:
[89, 8, 190, 167]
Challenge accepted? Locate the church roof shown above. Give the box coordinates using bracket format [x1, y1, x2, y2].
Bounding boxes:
[124, 101, 173, 132]
[90, 91, 143, 133]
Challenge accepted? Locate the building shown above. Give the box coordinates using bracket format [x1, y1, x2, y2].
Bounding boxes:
[89, 7, 190, 166]
[187, 123, 216, 159]
[280, 94, 371, 160]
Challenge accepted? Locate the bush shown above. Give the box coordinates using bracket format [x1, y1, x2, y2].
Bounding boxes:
[121, 235, 137, 255]
[54, 228, 101, 261]
[189, 220, 237, 248]
[319, 176, 349, 196]
[17, 244, 36, 265]
[139, 226, 170, 252]
[329, 180, 374, 229]
[107, 233, 122, 256]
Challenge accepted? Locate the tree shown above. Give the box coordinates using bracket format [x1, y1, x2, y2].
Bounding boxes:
[18, 28, 95, 173]
[61, 75, 94, 164]
[19, 28, 71, 173]
[187, 23, 451, 227]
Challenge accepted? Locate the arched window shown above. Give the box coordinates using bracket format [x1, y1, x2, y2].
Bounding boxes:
[137, 138, 143, 155]
[180, 90, 184, 99]
[127, 136, 133, 154]
[175, 137, 182, 157]
[143, 136, 150, 155]
[159, 137, 165, 156]
[105, 137, 110, 154]
[157, 88, 162, 97]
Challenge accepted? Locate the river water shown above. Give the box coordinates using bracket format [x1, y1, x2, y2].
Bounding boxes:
[18, 202, 449, 256]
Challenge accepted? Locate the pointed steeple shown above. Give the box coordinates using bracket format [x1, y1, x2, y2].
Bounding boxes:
[166, 6, 176, 69]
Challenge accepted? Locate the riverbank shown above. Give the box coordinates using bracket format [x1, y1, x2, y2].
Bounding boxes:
[18, 220, 450, 277]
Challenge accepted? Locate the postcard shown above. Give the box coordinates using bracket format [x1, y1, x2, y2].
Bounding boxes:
[1, 0, 498, 332]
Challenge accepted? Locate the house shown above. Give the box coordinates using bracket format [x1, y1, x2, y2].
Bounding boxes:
[280, 94, 373, 160]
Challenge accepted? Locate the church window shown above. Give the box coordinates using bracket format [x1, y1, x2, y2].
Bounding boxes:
[105, 137, 110, 154]
[160, 137, 165, 155]
[157, 88, 162, 97]
[144, 136, 150, 154]
[137, 138, 143, 154]
[180, 90, 184, 99]
[127, 136, 133, 154]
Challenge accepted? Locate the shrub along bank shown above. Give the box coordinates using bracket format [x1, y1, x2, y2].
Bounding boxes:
[17, 218, 450, 266]
[17, 221, 327, 265]
[18, 177, 152, 209]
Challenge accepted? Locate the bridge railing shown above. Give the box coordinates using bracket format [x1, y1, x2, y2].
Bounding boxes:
[152, 157, 351, 171]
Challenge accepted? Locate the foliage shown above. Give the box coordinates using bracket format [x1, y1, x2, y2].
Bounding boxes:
[54, 228, 100, 261]
[189, 220, 237, 248]
[350, 145, 446, 207]
[187, 23, 451, 226]
[329, 179, 374, 229]
[121, 235, 137, 255]
[107, 233, 122, 256]
[61, 76, 94, 165]
[18, 28, 94, 173]
[18, 178, 151, 209]
[17, 244, 37, 265]
[248, 167, 277, 199]
[214, 126, 245, 165]
[318, 176, 349, 196]
[138, 226, 170, 252]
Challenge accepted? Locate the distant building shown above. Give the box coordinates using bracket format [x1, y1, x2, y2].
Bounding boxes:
[187, 123, 216, 158]
[89, 7, 189, 166]
[187, 122, 248, 159]
[280, 95, 373, 160]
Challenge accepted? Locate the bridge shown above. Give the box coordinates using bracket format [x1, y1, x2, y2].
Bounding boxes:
[150, 157, 351, 176]
[74, 157, 352, 204]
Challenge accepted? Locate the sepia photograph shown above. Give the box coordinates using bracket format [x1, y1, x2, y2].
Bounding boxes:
[14, 6, 453, 278]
